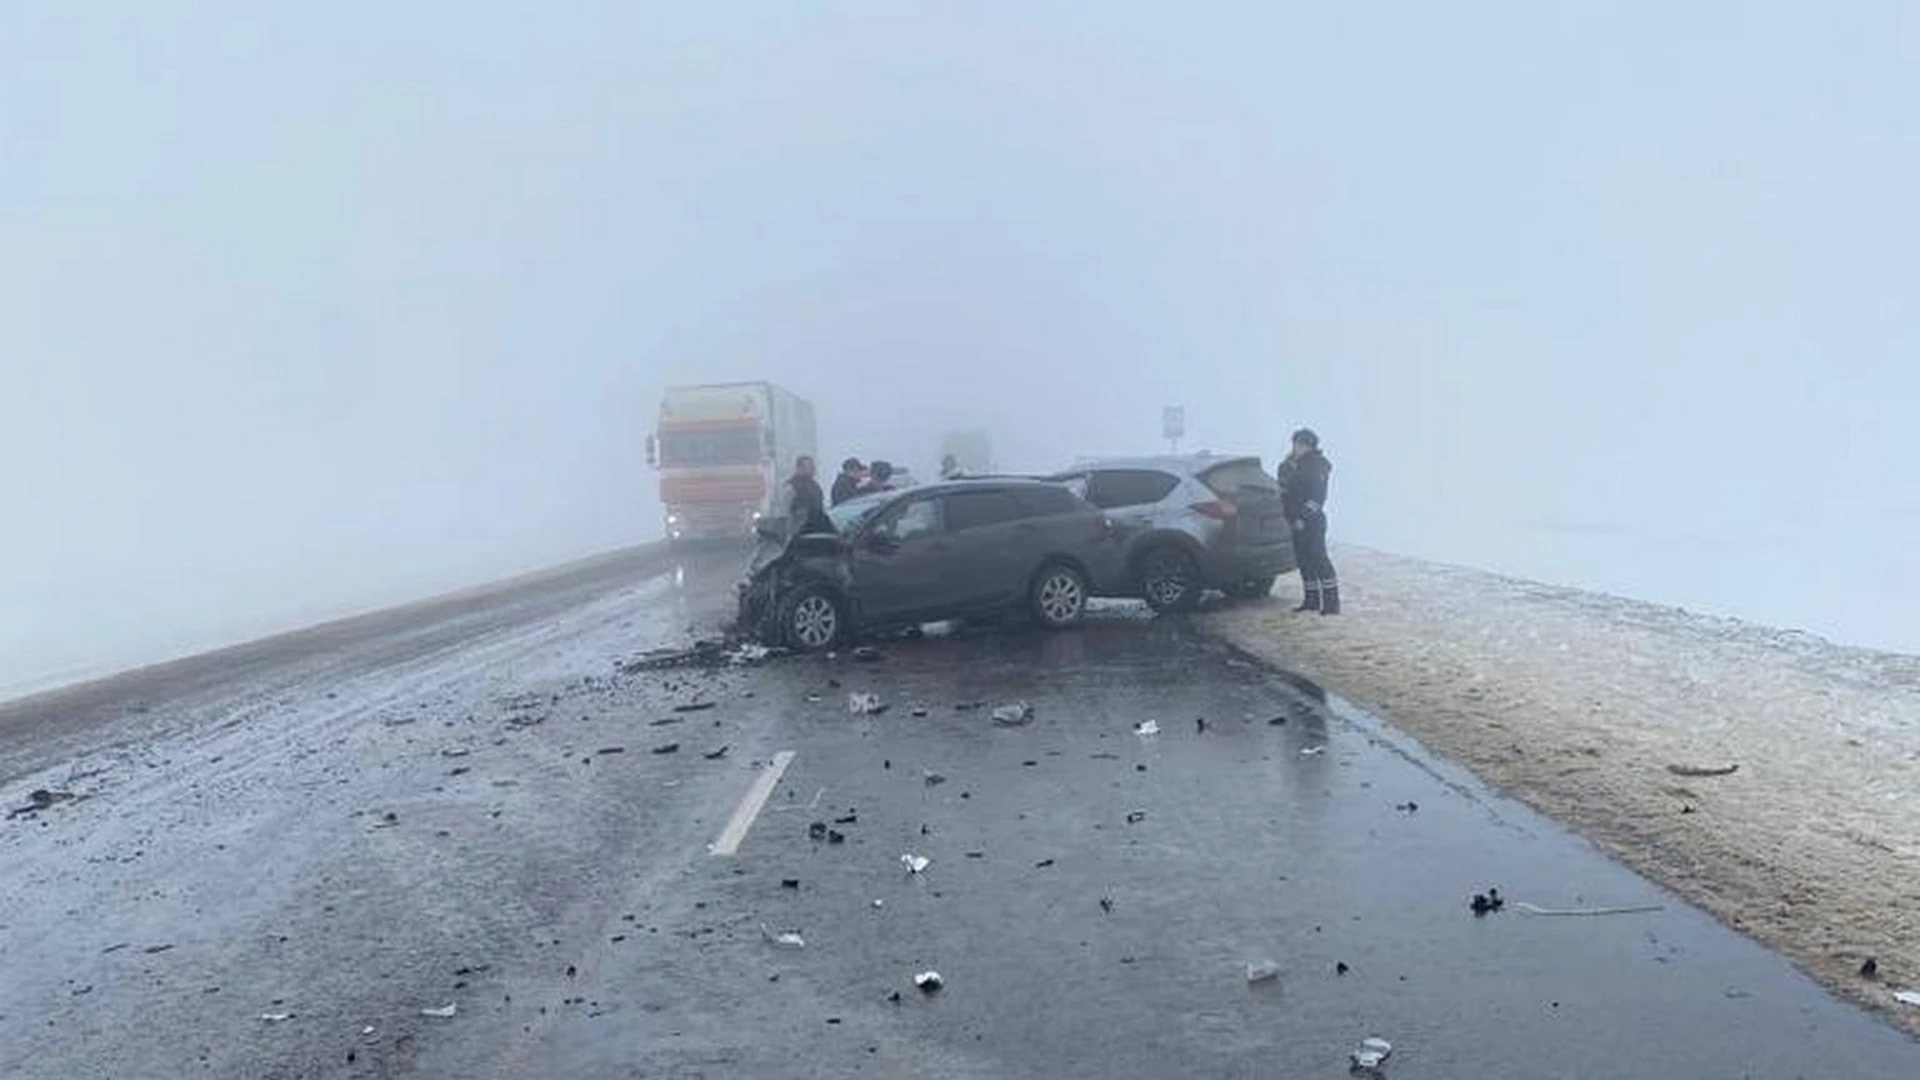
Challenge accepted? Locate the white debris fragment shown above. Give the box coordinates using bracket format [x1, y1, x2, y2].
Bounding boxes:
[258, 1012, 294, 1022]
[1134, 720, 1160, 737]
[1300, 745, 1326, 757]
[361, 1026, 377, 1036]
[848, 692, 885, 715]
[760, 923, 806, 949]
[1350, 1036, 1393, 1071]
[872, 899, 885, 909]
[991, 701, 1034, 726]
[421, 1004, 457, 1019]
[1245, 961, 1280, 984]
[1895, 989, 1920, 1007]
[913, 970, 944, 992]
[901, 854, 931, 875]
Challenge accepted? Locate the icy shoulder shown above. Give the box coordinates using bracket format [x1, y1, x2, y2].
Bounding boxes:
[1210, 545, 1920, 1029]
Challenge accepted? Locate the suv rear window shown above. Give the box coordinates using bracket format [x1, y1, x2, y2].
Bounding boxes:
[1084, 470, 1179, 509]
[943, 489, 1025, 531]
[1200, 461, 1278, 497]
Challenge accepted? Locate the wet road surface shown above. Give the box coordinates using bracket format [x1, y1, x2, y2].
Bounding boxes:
[2, 548, 1916, 1078]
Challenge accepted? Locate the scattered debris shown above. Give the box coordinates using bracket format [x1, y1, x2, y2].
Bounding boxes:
[1349, 1036, 1394, 1073]
[1195, 718, 1208, 734]
[649, 717, 683, 728]
[1336, 961, 1351, 975]
[143, 944, 176, 955]
[1667, 763, 1739, 778]
[1515, 901, 1664, 917]
[901, 854, 931, 875]
[8, 788, 76, 818]
[258, 1012, 294, 1022]
[827, 830, 846, 845]
[1099, 897, 1114, 914]
[651, 742, 680, 755]
[913, 971, 944, 993]
[441, 748, 471, 758]
[849, 693, 888, 716]
[761, 925, 806, 949]
[953, 702, 985, 712]
[833, 812, 858, 825]
[597, 746, 627, 755]
[673, 702, 718, 714]
[910, 707, 929, 718]
[1034, 858, 1056, 869]
[1246, 961, 1281, 984]
[808, 822, 828, 841]
[1894, 989, 1920, 1007]
[923, 771, 948, 787]
[1300, 745, 1326, 757]
[1470, 888, 1505, 916]
[1133, 720, 1160, 737]
[726, 642, 773, 666]
[1860, 957, 1880, 979]
[1268, 716, 1288, 726]
[852, 646, 884, 662]
[421, 1004, 458, 1019]
[1395, 801, 1419, 814]
[781, 879, 801, 890]
[704, 745, 731, 760]
[1124, 810, 1147, 825]
[991, 702, 1035, 726]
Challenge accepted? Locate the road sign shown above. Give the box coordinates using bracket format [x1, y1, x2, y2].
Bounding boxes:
[1162, 406, 1185, 443]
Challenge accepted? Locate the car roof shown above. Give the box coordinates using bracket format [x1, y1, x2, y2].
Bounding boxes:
[1047, 453, 1263, 477]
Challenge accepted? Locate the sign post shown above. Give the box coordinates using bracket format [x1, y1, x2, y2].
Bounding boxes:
[1162, 405, 1185, 453]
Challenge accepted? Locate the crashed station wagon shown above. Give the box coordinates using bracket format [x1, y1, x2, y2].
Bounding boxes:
[736, 479, 1131, 650]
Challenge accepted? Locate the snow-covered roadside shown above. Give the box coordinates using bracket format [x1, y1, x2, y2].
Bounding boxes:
[1210, 545, 1920, 1028]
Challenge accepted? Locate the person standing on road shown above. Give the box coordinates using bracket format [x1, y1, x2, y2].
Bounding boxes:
[1281, 428, 1339, 614]
[861, 460, 897, 494]
[830, 457, 867, 506]
[787, 456, 832, 536]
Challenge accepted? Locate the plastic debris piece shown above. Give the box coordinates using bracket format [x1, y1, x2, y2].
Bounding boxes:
[911, 707, 929, 718]
[901, 854, 931, 875]
[598, 746, 626, 755]
[808, 821, 828, 841]
[760, 924, 805, 949]
[849, 693, 886, 715]
[781, 879, 800, 889]
[1666, 762, 1738, 777]
[421, 1004, 458, 1018]
[704, 745, 730, 760]
[1350, 1036, 1393, 1072]
[1246, 961, 1280, 984]
[651, 743, 679, 755]
[1099, 897, 1114, 913]
[1470, 887, 1505, 916]
[873, 899, 885, 909]
[991, 702, 1035, 726]
[1195, 717, 1208, 733]
[827, 830, 846, 844]
[1133, 720, 1160, 737]
[923, 771, 947, 787]
[1860, 957, 1879, 979]
[913, 971, 944, 993]
[673, 701, 717, 713]
[833, 812, 857, 825]
[441, 748, 471, 758]
[1891, 989, 1920, 1007]
[1300, 745, 1326, 757]
[258, 1012, 294, 1022]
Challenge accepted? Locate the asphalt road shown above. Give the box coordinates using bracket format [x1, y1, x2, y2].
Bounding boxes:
[2, 547, 1916, 1079]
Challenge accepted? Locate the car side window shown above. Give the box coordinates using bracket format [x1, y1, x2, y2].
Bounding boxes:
[942, 490, 1024, 531]
[1010, 486, 1079, 517]
[1084, 470, 1179, 509]
[871, 498, 943, 542]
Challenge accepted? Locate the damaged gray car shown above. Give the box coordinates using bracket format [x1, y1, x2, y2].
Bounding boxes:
[736, 480, 1131, 651]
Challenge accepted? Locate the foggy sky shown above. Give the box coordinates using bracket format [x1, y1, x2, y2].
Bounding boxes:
[5, 2, 1918, 693]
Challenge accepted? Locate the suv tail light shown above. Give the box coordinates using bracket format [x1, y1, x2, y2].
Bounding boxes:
[1189, 499, 1238, 521]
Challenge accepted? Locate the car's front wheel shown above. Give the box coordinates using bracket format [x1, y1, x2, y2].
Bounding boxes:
[1031, 563, 1089, 629]
[779, 584, 846, 651]
[1140, 548, 1202, 613]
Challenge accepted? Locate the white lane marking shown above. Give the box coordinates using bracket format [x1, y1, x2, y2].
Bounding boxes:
[710, 751, 796, 856]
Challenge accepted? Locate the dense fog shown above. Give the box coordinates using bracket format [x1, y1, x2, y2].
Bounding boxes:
[5, 2, 1916, 694]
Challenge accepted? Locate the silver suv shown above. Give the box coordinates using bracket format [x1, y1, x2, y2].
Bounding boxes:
[1046, 454, 1295, 611]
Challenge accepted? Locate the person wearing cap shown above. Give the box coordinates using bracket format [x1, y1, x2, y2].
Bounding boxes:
[830, 457, 867, 506]
[1280, 428, 1339, 614]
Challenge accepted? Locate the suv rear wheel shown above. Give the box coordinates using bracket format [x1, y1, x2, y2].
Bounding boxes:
[1031, 563, 1089, 629]
[1140, 548, 1201, 613]
[779, 584, 846, 651]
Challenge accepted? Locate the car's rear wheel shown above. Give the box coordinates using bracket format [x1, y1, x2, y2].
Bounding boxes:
[1229, 574, 1277, 600]
[780, 584, 846, 651]
[1031, 563, 1089, 629]
[1140, 548, 1201, 613]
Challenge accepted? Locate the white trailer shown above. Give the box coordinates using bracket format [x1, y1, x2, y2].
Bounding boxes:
[647, 382, 817, 542]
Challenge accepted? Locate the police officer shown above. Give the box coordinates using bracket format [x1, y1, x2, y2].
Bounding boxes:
[1280, 428, 1339, 614]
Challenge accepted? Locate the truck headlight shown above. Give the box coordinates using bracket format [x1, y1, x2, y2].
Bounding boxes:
[667, 513, 681, 525]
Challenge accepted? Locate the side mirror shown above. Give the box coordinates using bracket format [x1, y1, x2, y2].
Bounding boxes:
[645, 434, 658, 467]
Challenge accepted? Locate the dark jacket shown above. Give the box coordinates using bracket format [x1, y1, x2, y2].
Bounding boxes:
[788, 475, 831, 534]
[830, 472, 862, 507]
[1280, 450, 1331, 521]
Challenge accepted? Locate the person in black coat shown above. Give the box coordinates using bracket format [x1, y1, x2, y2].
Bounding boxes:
[830, 457, 867, 507]
[786, 456, 833, 537]
[1280, 428, 1339, 614]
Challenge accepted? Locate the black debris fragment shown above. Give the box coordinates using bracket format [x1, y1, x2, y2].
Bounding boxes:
[954, 702, 984, 712]
[448, 767, 470, 776]
[1336, 962, 1351, 975]
[911, 708, 929, 718]
[598, 746, 627, 755]
[964, 851, 984, 859]
[673, 702, 717, 714]
[781, 879, 800, 890]
[888, 991, 902, 1004]
[827, 830, 846, 845]
[1124, 811, 1147, 825]
[1099, 897, 1114, 914]
[1195, 718, 1208, 733]
[703, 745, 730, 760]
[834, 813, 858, 825]
[1470, 887, 1506, 916]
[923, 772, 947, 787]
[566, 965, 578, 978]
[143, 944, 175, 955]
[1396, 802, 1419, 814]
[649, 718, 682, 727]
[808, 822, 828, 841]
[1034, 859, 1056, 869]
[1268, 716, 1288, 726]
[1860, 957, 1880, 979]
[652, 743, 680, 755]
[852, 646, 884, 662]
[1135, 764, 1147, 773]
[8, 788, 76, 818]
